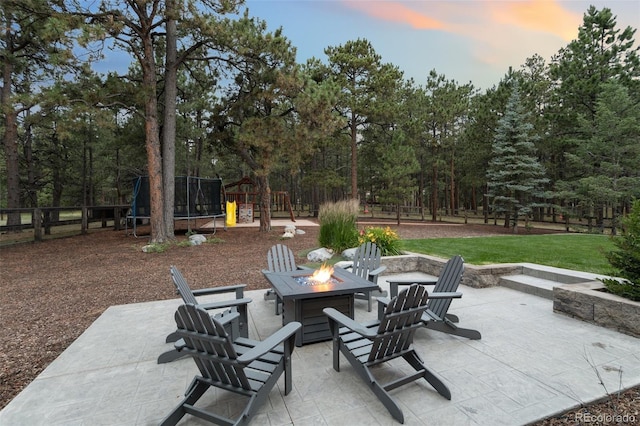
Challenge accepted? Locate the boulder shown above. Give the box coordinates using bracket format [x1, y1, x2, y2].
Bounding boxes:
[341, 247, 358, 260]
[334, 260, 353, 269]
[307, 247, 333, 262]
[189, 234, 207, 245]
[281, 231, 295, 239]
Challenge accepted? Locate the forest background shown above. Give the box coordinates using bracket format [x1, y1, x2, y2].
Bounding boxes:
[1, 1, 639, 242]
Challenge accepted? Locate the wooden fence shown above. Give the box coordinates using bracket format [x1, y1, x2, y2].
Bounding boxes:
[0, 206, 129, 242]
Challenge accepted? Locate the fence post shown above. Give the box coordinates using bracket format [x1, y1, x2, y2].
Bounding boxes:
[114, 206, 122, 230]
[34, 208, 43, 242]
[43, 209, 52, 235]
[81, 206, 89, 234]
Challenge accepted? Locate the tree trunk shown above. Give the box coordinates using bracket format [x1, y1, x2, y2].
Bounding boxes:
[256, 174, 271, 231]
[418, 166, 425, 221]
[25, 120, 37, 208]
[142, 30, 167, 243]
[431, 163, 438, 222]
[483, 184, 489, 224]
[2, 59, 21, 230]
[162, 1, 178, 239]
[450, 155, 455, 215]
[350, 112, 358, 200]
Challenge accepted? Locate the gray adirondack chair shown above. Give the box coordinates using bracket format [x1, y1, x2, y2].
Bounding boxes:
[382, 255, 481, 340]
[262, 244, 310, 315]
[160, 303, 301, 426]
[157, 266, 252, 364]
[343, 241, 388, 311]
[324, 285, 455, 424]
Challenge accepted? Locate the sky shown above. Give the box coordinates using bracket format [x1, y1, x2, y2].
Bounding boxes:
[242, 0, 640, 91]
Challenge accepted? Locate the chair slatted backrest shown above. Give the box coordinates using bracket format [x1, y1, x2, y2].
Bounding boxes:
[351, 242, 382, 281]
[174, 304, 252, 391]
[267, 244, 298, 272]
[428, 256, 464, 319]
[170, 266, 198, 305]
[370, 285, 430, 362]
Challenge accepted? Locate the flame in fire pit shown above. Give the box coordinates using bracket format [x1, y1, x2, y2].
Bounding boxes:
[310, 263, 334, 284]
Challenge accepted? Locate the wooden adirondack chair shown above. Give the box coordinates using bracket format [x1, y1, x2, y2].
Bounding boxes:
[157, 266, 252, 364]
[262, 244, 310, 315]
[343, 241, 388, 311]
[382, 255, 481, 340]
[324, 285, 454, 424]
[160, 304, 301, 426]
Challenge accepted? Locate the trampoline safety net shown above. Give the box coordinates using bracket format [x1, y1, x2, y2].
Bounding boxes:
[127, 176, 226, 234]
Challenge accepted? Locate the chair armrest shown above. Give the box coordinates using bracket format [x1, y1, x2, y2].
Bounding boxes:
[379, 292, 461, 305]
[192, 284, 246, 299]
[376, 292, 461, 319]
[430, 291, 462, 299]
[387, 278, 437, 285]
[367, 265, 387, 281]
[388, 279, 437, 298]
[199, 297, 252, 311]
[323, 308, 378, 338]
[237, 322, 302, 363]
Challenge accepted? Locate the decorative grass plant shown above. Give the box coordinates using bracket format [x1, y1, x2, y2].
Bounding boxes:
[318, 199, 359, 253]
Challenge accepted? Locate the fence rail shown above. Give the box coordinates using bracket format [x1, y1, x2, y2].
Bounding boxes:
[0, 206, 130, 242]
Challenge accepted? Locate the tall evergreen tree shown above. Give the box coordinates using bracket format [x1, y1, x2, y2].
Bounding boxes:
[324, 39, 403, 200]
[376, 131, 419, 225]
[548, 6, 640, 230]
[566, 80, 640, 234]
[486, 83, 549, 233]
[212, 14, 341, 231]
[1, 0, 80, 229]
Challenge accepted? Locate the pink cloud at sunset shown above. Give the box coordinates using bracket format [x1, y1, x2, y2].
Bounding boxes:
[342, 1, 446, 30]
[492, 0, 582, 41]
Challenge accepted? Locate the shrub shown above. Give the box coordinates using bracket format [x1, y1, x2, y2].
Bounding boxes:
[358, 226, 401, 256]
[602, 200, 640, 301]
[318, 199, 359, 253]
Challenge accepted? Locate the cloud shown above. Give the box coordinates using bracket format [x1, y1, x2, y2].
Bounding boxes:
[491, 0, 582, 41]
[341, 0, 446, 30]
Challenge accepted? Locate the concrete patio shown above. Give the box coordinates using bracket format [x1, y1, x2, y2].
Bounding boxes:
[1, 272, 639, 425]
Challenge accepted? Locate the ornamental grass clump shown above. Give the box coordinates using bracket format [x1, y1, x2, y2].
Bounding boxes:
[602, 200, 640, 301]
[358, 226, 401, 256]
[318, 199, 359, 253]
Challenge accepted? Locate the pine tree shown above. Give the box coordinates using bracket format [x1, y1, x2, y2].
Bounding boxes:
[486, 83, 549, 233]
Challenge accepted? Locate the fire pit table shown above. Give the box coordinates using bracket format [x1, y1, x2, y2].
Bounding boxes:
[263, 266, 379, 346]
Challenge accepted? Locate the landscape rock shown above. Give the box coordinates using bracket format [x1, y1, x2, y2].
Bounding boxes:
[341, 247, 357, 260]
[189, 234, 207, 245]
[334, 260, 353, 269]
[307, 247, 333, 262]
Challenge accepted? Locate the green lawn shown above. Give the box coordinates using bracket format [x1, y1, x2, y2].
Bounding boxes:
[400, 234, 617, 275]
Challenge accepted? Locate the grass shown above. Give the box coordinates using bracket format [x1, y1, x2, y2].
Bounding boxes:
[400, 234, 617, 275]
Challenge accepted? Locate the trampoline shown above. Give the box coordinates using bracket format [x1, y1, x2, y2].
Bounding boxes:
[126, 176, 226, 236]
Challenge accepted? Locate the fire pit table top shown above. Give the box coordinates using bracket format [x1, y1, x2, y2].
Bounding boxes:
[263, 265, 378, 300]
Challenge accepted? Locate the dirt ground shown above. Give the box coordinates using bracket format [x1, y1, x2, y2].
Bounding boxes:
[0, 218, 637, 423]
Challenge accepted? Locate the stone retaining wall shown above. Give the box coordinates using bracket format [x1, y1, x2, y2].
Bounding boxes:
[381, 253, 522, 288]
[554, 282, 640, 338]
[381, 253, 639, 338]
